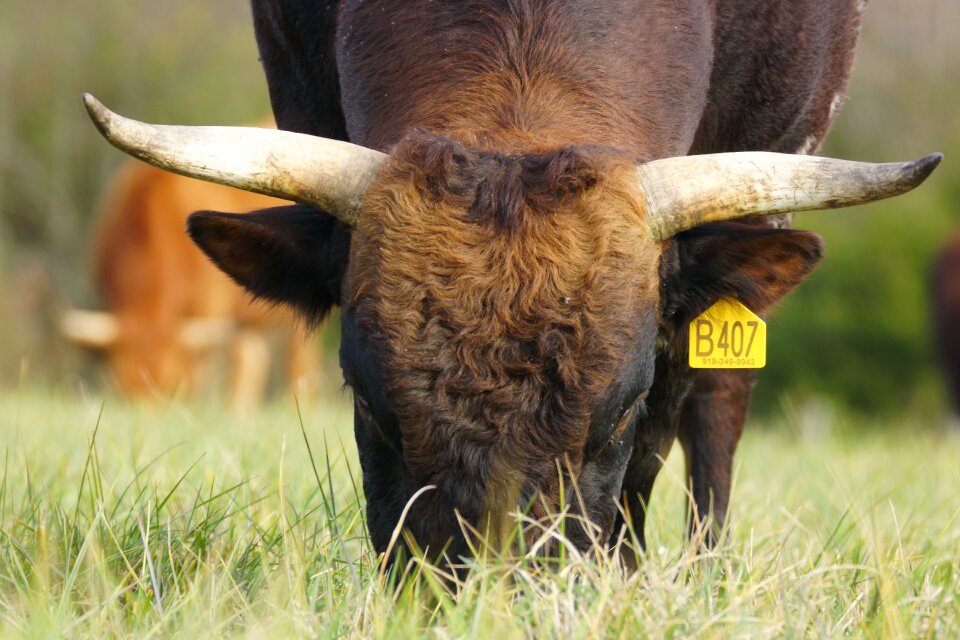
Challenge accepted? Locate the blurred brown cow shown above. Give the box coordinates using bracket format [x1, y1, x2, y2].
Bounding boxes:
[933, 231, 960, 416]
[63, 126, 318, 411]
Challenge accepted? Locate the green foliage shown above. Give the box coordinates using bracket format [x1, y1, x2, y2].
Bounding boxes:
[0, 0, 270, 384]
[754, 1, 960, 415]
[0, 0, 269, 255]
[757, 194, 959, 415]
[0, 390, 958, 637]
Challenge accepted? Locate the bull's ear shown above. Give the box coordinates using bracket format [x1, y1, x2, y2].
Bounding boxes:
[662, 222, 824, 326]
[187, 204, 349, 323]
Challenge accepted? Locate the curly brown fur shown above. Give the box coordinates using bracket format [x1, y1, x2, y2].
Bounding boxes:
[345, 133, 660, 551]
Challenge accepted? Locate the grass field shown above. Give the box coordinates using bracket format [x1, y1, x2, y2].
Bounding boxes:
[0, 388, 957, 638]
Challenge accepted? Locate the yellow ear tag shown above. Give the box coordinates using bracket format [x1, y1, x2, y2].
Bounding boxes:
[688, 299, 766, 369]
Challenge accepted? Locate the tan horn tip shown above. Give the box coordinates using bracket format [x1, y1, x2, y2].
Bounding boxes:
[81, 93, 116, 138]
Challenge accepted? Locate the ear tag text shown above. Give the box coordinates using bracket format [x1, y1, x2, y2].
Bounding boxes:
[688, 299, 766, 369]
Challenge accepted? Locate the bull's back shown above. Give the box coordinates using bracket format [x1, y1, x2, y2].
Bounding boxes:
[271, 0, 865, 161]
[336, 0, 713, 159]
[692, 0, 865, 156]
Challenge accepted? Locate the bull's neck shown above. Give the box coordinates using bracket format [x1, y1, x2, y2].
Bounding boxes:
[337, 0, 710, 160]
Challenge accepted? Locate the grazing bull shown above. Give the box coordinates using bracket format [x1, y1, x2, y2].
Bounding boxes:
[62, 150, 317, 411]
[933, 232, 960, 416]
[83, 0, 940, 565]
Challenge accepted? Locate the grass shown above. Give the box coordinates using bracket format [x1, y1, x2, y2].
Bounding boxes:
[0, 387, 957, 638]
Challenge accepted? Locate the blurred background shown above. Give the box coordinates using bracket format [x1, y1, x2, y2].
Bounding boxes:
[0, 0, 957, 420]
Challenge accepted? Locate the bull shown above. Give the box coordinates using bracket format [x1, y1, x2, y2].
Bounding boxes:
[62, 149, 317, 411]
[83, 0, 940, 566]
[933, 232, 960, 417]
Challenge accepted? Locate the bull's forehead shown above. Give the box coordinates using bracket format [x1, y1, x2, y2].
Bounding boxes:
[345, 137, 660, 472]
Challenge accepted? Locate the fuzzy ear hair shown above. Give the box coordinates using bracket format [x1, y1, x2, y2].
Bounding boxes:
[662, 222, 825, 326]
[187, 204, 350, 324]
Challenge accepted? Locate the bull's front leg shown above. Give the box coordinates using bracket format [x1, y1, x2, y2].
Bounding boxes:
[612, 440, 672, 567]
[677, 368, 755, 545]
[610, 350, 687, 563]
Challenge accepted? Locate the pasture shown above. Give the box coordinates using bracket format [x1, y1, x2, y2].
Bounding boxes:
[0, 388, 956, 638]
[1, 0, 958, 638]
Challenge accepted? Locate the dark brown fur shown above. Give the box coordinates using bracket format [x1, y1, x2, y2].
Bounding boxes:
[188, 0, 865, 560]
[933, 232, 960, 415]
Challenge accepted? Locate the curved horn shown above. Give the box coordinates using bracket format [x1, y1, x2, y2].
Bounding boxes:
[82, 93, 386, 226]
[639, 152, 943, 241]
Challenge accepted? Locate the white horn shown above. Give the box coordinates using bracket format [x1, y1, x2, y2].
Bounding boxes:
[60, 309, 119, 348]
[83, 93, 386, 226]
[179, 317, 237, 350]
[639, 152, 943, 241]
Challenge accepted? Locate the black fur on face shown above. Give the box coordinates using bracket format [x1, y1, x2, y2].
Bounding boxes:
[660, 222, 825, 327]
[187, 204, 350, 325]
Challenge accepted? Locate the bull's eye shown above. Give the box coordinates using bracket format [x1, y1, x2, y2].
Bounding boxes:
[625, 389, 650, 417]
[590, 389, 651, 463]
[355, 394, 374, 423]
[615, 389, 650, 431]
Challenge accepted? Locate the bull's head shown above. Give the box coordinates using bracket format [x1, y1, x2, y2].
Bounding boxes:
[83, 94, 940, 562]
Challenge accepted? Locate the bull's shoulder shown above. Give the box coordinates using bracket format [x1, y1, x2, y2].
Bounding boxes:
[251, 0, 347, 140]
[692, 0, 865, 155]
